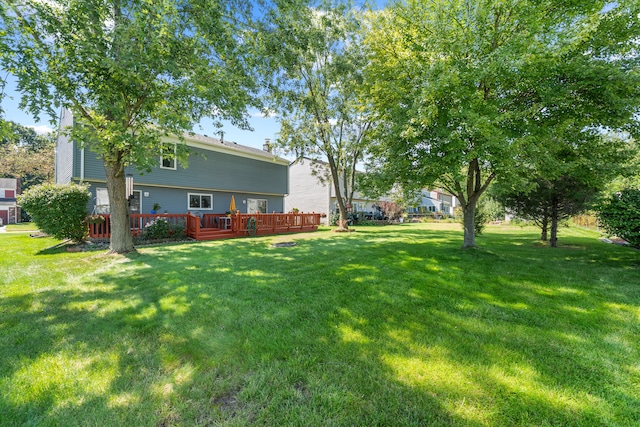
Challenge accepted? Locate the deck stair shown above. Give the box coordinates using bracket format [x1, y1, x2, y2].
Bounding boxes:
[195, 227, 235, 241]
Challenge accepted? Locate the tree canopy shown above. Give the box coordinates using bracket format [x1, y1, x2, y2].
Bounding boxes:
[0, 0, 260, 252]
[259, 0, 373, 229]
[362, 0, 640, 248]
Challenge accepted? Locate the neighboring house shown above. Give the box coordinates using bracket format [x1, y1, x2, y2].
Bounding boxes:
[407, 188, 459, 217]
[56, 109, 290, 215]
[285, 157, 385, 224]
[0, 178, 20, 225]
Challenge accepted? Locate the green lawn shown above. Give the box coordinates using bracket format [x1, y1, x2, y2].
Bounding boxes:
[3, 222, 39, 232]
[1, 223, 638, 426]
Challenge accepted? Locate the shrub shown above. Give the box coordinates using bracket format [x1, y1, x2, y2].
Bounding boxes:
[378, 201, 404, 220]
[328, 211, 364, 226]
[329, 211, 340, 226]
[456, 202, 488, 235]
[140, 217, 185, 241]
[454, 206, 463, 220]
[17, 183, 91, 243]
[483, 196, 506, 222]
[419, 214, 437, 223]
[597, 189, 640, 248]
[474, 203, 489, 235]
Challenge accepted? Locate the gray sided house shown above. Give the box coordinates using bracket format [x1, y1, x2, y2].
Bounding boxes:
[56, 109, 289, 216]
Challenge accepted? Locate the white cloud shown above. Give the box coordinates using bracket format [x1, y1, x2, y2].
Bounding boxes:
[251, 109, 278, 119]
[28, 125, 54, 135]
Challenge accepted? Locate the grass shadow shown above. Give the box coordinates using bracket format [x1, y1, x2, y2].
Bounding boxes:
[1, 225, 639, 425]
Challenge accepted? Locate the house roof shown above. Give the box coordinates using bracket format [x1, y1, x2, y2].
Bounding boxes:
[174, 132, 290, 165]
[58, 108, 285, 165]
[290, 156, 329, 167]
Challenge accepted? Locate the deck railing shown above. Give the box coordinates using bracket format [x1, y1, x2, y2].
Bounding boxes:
[233, 212, 322, 235]
[88, 214, 188, 239]
[88, 212, 322, 240]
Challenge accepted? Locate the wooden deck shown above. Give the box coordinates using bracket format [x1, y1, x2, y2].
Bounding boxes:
[88, 212, 322, 241]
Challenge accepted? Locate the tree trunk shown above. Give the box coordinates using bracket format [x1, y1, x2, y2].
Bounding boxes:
[326, 158, 349, 231]
[104, 160, 135, 253]
[462, 201, 477, 249]
[540, 217, 548, 241]
[549, 198, 559, 248]
[337, 204, 349, 230]
[453, 158, 495, 249]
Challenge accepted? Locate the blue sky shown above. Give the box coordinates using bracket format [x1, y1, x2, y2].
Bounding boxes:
[1, 74, 282, 153]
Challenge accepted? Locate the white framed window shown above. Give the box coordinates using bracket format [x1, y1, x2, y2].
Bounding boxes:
[247, 198, 267, 214]
[160, 143, 177, 170]
[188, 193, 212, 210]
[95, 187, 110, 214]
[129, 190, 142, 213]
[95, 188, 142, 214]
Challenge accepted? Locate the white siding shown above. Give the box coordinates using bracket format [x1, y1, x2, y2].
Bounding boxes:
[0, 178, 18, 192]
[286, 159, 387, 224]
[285, 159, 330, 222]
[55, 108, 74, 184]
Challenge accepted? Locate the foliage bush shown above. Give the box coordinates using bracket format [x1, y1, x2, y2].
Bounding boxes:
[329, 211, 340, 226]
[453, 206, 464, 221]
[474, 203, 489, 235]
[329, 211, 362, 226]
[597, 189, 640, 248]
[456, 202, 488, 235]
[17, 183, 91, 243]
[378, 201, 404, 220]
[139, 217, 185, 241]
[418, 215, 437, 223]
[483, 197, 506, 222]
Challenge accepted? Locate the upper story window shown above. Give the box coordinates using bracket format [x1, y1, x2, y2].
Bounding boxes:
[0, 189, 15, 199]
[160, 143, 177, 170]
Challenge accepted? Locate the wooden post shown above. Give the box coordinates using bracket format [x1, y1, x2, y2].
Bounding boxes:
[272, 212, 277, 233]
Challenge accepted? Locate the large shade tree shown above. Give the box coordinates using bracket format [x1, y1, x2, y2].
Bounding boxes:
[259, 0, 373, 230]
[362, 0, 640, 248]
[0, 0, 258, 253]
